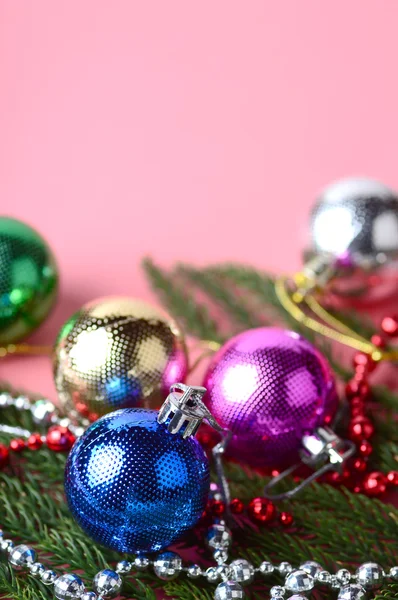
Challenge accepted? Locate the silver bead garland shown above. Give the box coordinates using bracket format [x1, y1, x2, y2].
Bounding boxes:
[0, 390, 87, 437]
[1, 525, 397, 600]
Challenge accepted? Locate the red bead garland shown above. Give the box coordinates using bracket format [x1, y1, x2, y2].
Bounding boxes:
[207, 499, 225, 517]
[381, 315, 398, 337]
[358, 440, 373, 457]
[9, 438, 26, 453]
[202, 495, 295, 527]
[46, 426, 76, 452]
[0, 444, 9, 468]
[27, 433, 43, 450]
[362, 472, 387, 497]
[229, 498, 245, 514]
[333, 314, 398, 497]
[247, 497, 276, 523]
[348, 416, 374, 442]
[0, 426, 76, 470]
[386, 471, 398, 486]
[279, 511, 294, 527]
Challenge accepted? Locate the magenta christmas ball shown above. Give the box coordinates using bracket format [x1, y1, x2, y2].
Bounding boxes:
[203, 327, 339, 469]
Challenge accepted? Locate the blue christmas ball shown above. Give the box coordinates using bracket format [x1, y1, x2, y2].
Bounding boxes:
[64, 408, 210, 554]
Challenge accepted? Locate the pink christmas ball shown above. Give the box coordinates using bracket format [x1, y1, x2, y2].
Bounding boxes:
[203, 327, 339, 469]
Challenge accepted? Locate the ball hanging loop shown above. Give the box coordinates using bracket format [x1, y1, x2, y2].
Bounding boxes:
[263, 426, 356, 501]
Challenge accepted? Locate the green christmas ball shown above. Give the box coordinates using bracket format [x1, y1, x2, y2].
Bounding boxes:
[0, 217, 58, 344]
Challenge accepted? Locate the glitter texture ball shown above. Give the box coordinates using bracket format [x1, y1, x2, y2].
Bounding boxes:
[64, 408, 209, 553]
[53, 297, 188, 418]
[305, 177, 398, 298]
[203, 327, 338, 469]
[0, 217, 58, 344]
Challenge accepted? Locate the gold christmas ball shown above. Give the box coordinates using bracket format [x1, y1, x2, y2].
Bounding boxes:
[53, 296, 188, 419]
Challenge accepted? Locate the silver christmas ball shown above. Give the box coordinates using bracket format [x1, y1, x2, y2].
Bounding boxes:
[9, 545, 36, 570]
[389, 566, 398, 580]
[206, 524, 232, 550]
[305, 177, 398, 296]
[214, 580, 245, 600]
[115, 560, 132, 574]
[153, 552, 182, 581]
[229, 559, 255, 585]
[278, 562, 293, 576]
[29, 562, 46, 577]
[54, 574, 85, 600]
[316, 570, 332, 585]
[285, 570, 314, 593]
[258, 561, 274, 575]
[41, 570, 58, 585]
[308, 177, 398, 267]
[338, 584, 367, 600]
[300, 561, 322, 577]
[336, 569, 352, 585]
[187, 564, 202, 579]
[93, 569, 122, 598]
[134, 556, 150, 571]
[356, 562, 384, 589]
[0, 539, 14, 553]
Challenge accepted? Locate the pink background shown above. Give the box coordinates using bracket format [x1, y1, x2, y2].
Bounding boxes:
[1, 1, 398, 398]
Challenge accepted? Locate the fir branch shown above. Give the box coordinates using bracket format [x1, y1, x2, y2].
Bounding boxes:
[373, 386, 398, 412]
[142, 258, 222, 343]
[175, 265, 265, 331]
[162, 262, 348, 380]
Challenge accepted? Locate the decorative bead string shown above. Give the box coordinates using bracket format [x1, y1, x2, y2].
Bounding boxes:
[1, 526, 398, 600]
[206, 492, 294, 528]
[323, 321, 398, 496]
[0, 391, 88, 468]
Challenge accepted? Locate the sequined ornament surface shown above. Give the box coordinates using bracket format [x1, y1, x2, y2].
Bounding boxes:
[53, 297, 188, 418]
[0, 217, 58, 344]
[64, 408, 209, 553]
[305, 177, 398, 297]
[203, 327, 338, 469]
